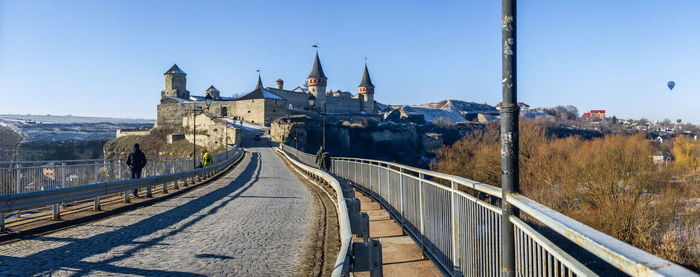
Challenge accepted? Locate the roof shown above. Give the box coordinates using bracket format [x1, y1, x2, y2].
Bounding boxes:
[206, 85, 219, 92]
[308, 53, 327, 79]
[358, 64, 375, 88]
[164, 64, 186, 75]
[257, 74, 263, 89]
[237, 87, 285, 101]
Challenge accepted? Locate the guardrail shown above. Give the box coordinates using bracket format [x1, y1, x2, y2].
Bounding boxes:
[0, 149, 236, 196]
[0, 148, 244, 230]
[274, 147, 353, 277]
[280, 144, 698, 277]
[280, 145, 317, 168]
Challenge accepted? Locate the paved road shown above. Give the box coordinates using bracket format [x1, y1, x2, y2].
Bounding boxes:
[0, 137, 316, 276]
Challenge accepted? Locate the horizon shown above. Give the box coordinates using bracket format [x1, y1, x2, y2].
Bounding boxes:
[1, 1, 699, 122]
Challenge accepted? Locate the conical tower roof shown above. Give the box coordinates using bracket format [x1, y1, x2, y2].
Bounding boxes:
[256, 74, 263, 89]
[358, 64, 374, 88]
[164, 64, 186, 75]
[308, 53, 327, 79]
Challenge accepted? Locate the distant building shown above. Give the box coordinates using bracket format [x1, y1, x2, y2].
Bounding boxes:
[157, 52, 379, 127]
[651, 151, 671, 165]
[583, 110, 606, 119]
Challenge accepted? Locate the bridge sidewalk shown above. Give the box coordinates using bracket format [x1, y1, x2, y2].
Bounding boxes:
[351, 187, 441, 277]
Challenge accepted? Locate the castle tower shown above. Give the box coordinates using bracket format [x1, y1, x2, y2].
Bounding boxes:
[358, 63, 376, 113]
[275, 79, 284, 90]
[162, 64, 190, 100]
[307, 52, 328, 109]
[205, 85, 220, 100]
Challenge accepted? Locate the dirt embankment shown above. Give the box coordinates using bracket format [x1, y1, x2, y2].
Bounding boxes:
[104, 127, 224, 160]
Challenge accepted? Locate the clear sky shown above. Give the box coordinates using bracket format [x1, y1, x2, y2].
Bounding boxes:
[1, 1, 699, 122]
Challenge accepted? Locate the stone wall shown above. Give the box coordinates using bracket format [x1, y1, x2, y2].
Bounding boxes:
[263, 99, 289, 126]
[183, 113, 241, 151]
[234, 99, 288, 126]
[268, 89, 309, 110]
[325, 96, 363, 114]
[157, 102, 191, 128]
[116, 129, 150, 138]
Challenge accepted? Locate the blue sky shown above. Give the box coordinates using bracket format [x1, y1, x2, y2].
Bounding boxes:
[1, 1, 699, 122]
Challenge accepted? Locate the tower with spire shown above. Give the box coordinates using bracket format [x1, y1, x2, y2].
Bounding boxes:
[307, 52, 328, 109]
[162, 64, 190, 100]
[358, 63, 376, 113]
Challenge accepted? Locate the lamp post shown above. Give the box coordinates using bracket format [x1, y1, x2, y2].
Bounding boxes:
[501, 0, 519, 276]
[193, 94, 213, 169]
[308, 95, 326, 149]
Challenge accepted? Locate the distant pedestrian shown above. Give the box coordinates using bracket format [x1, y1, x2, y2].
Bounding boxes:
[126, 143, 147, 198]
[320, 151, 331, 171]
[315, 146, 325, 168]
[202, 150, 213, 167]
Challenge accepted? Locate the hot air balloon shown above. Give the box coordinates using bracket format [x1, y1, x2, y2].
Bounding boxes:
[667, 81, 675, 91]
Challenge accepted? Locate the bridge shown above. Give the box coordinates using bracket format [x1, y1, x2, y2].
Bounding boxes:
[0, 126, 697, 276]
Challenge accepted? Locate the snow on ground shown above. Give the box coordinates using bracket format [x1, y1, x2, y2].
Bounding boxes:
[0, 114, 154, 143]
[401, 106, 467, 123]
[389, 100, 499, 124]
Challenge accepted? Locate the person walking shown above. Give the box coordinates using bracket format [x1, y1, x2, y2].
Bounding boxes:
[315, 146, 325, 168]
[126, 143, 147, 198]
[202, 150, 213, 167]
[320, 151, 332, 171]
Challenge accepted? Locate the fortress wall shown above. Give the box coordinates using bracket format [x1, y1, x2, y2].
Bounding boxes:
[269, 89, 309, 109]
[325, 96, 362, 114]
[263, 99, 289, 126]
[157, 102, 191, 128]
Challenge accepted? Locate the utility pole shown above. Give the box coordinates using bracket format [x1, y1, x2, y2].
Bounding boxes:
[500, 0, 519, 276]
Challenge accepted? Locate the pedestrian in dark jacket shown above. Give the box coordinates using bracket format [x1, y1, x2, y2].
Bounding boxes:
[320, 151, 331, 171]
[315, 146, 325, 168]
[126, 143, 147, 198]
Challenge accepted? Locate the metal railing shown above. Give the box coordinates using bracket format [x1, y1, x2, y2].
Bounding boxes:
[0, 149, 236, 196]
[274, 147, 353, 277]
[280, 144, 317, 168]
[0, 148, 244, 229]
[280, 144, 698, 277]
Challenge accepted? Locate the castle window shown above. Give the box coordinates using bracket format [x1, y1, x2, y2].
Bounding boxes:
[273, 109, 276, 113]
[248, 110, 251, 113]
[221, 106, 228, 117]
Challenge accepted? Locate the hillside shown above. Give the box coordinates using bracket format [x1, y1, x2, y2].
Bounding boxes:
[0, 114, 153, 161]
[386, 100, 498, 123]
[0, 114, 153, 143]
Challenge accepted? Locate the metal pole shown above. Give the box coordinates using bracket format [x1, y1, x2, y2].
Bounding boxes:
[322, 112, 326, 149]
[501, 0, 519, 276]
[193, 103, 197, 170]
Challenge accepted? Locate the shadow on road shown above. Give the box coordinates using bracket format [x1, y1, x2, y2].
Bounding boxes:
[0, 152, 262, 276]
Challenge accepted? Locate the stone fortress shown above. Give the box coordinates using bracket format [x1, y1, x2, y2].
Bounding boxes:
[156, 51, 380, 128]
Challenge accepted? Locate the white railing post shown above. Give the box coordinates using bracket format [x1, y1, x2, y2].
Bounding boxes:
[451, 180, 461, 275]
[386, 165, 390, 204]
[15, 163, 20, 194]
[367, 162, 371, 191]
[399, 168, 405, 227]
[94, 162, 100, 211]
[418, 172, 425, 254]
[61, 162, 66, 188]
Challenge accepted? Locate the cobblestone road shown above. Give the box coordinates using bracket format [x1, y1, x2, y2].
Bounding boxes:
[0, 141, 315, 276]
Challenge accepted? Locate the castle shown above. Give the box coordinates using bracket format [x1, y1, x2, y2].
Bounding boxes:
[156, 52, 378, 128]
